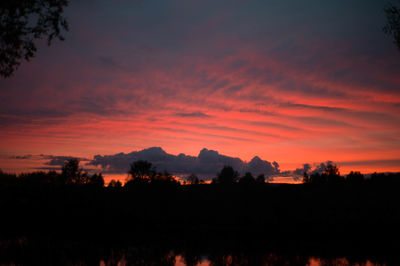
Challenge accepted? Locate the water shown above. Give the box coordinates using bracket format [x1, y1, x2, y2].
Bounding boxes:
[0, 236, 396, 265]
[96, 253, 381, 266]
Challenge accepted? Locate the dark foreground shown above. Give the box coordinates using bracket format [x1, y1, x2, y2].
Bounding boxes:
[1, 172, 400, 265]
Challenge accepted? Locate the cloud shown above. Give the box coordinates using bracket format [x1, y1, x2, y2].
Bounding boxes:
[10, 154, 89, 166]
[44, 156, 90, 166]
[9, 154, 34, 159]
[338, 159, 400, 167]
[175, 111, 211, 118]
[89, 147, 280, 178]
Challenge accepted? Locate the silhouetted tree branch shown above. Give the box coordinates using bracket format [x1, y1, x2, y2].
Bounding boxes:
[384, 0, 400, 50]
[0, 0, 69, 78]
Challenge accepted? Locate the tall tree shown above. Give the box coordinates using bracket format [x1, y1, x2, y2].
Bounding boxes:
[61, 158, 82, 184]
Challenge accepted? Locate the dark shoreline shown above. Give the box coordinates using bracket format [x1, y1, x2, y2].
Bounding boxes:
[1, 169, 400, 264]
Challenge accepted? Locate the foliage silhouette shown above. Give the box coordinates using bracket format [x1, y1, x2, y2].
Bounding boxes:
[255, 174, 265, 183]
[302, 171, 309, 183]
[127, 160, 154, 184]
[324, 163, 343, 184]
[216, 165, 239, 184]
[60, 158, 104, 186]
[108, 179, 122, 188]
[304, 163, 344, 185]
[0, 0, 69, 78]
[384, 0, 400, 50]
[150, 170, 179, 186]
[346, 171, 365, 186]
[185, 173, 200, 185]
[239, 172, 256, 185]
[88, 173, 104, 187]
[61, 158, 82, 184]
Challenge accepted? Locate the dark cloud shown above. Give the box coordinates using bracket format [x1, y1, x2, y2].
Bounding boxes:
[226, 85, 243, 93]
[338, 159, 400, 167]
[10, 154, 89, 167]
[10, 154, 34, 159]
[175, 111, 211, 118]
[290, 163, 312, 178]
[44, 156, 89, 166]
[283, 103, 346, 112]
[89, 147, 280, 178]
[213, 79, 230, 90]
[34, 166, 92, 172]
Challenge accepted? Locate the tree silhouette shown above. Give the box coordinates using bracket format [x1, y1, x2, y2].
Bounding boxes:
[186, 173, 199, 185]
[323, 163, 339, 176]
[108, 179, 122, 188]
[89, 173, 104, 187]
[305, 163, 344, 185]
[216, 165, 238, 184]
[384, 0, 400, 50]
[127, 160, 154, 184]
[324, 163, 343, 184]
[150, 170, 178, 185]
[346, 171, 364, 186]
[61, 158, 82, 184]
[239, 172, 255, 185]
[256, 174, 265, 183]
[0, 0, 69, 78]
[302, 171, 310, 184]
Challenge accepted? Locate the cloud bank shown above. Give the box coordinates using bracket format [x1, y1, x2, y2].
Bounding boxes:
[89, 147, 280, 178]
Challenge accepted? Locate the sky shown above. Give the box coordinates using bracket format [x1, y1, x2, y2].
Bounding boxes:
[0, 0, 400, 180]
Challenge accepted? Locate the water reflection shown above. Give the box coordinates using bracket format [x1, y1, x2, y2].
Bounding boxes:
[96, 253, 382, 266]
[94, 251, 384, 266]
[0, 238, 394, 266]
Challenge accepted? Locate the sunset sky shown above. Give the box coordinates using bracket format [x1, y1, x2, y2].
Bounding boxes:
[1, 0, 400, 178]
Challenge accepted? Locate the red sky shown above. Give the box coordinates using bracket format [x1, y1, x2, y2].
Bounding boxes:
[0, 0, 399, 178]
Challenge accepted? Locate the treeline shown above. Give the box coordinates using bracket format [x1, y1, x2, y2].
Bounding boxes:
[2, 159, 399, 188]
[1, 159, 400, 262]
[303, 163, 400, 186]
[0, 159, 104, 187]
